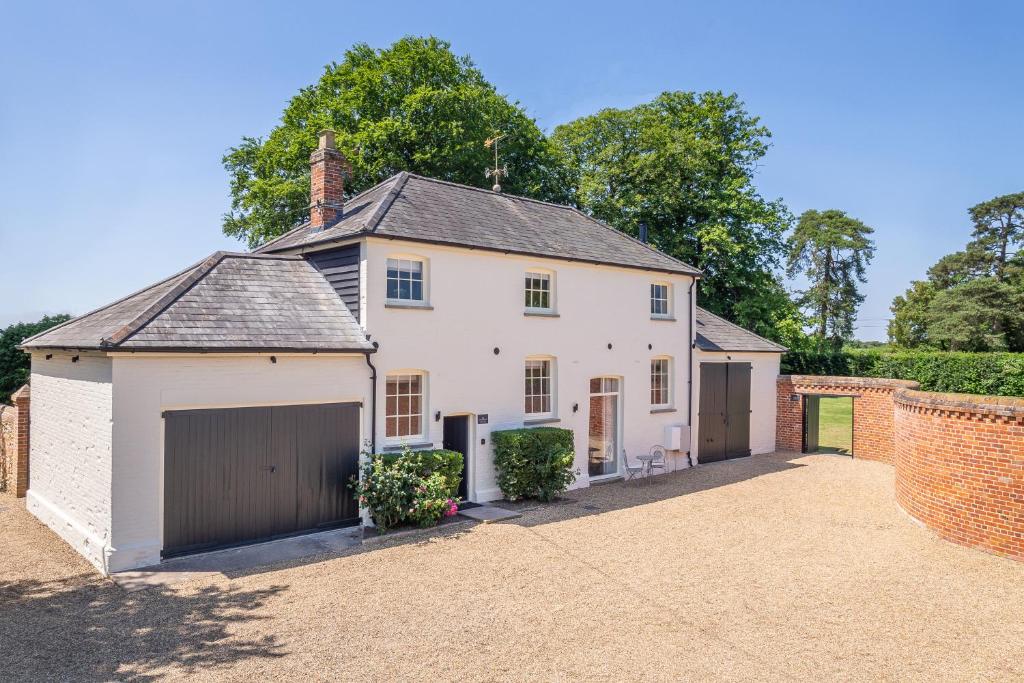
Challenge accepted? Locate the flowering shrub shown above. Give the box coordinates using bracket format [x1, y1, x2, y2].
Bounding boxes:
[350, 446, 463, 532]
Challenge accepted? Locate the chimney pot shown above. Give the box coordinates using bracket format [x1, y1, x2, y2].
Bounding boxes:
[318, 129, 336, 150]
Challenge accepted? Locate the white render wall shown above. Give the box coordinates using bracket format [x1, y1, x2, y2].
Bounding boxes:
[362, 237, 697, 501]
[107, 353, 370, 572]
[692, 350, 781, 460]
[27, 351, 113, 573]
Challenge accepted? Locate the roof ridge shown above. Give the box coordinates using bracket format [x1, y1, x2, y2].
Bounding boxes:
[256, 175, 405, 253]
[363, 172, 409, 233]
[405, 174, 700, 276]
[102, 252, 228, 347]
[18, 254, 219, 348]
[697, 306, 788, 351]
[404, 173, 589, 213]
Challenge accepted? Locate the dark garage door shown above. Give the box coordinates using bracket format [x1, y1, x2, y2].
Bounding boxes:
[163, 402, 360, 558]
[698, 362, 751, 463]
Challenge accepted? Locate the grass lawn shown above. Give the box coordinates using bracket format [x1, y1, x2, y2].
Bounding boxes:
[817, 396, 853, 454]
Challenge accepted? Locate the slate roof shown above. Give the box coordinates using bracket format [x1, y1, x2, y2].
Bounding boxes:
[695, 307, 787, 353]
[259, 173, 701, 276]
[21, 253, 373, 353]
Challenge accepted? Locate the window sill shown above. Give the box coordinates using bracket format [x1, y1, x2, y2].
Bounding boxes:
[385, 302, 434, 310]
[524, 416, 560, 425]
[381, 441, 434, 452]
[650, 407, 677, 414]
[650, 316, 677, 322]
[524, 310, 559, 318]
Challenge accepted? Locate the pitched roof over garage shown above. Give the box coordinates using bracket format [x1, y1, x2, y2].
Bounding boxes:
[259, 172, 701, 277]
[21, 253, 373, 353]
[695, 307, 787, 353]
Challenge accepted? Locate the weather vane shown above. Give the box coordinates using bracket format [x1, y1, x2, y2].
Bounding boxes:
[484, 133, 508, 192]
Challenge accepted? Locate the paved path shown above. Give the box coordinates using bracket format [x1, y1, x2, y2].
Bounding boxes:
[2, 452, 1023, 681]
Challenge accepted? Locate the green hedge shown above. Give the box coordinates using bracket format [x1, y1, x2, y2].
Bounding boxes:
[379, 448, 463, 497]
[781, 350, 1024, 397]
[492, 427, 577, 502]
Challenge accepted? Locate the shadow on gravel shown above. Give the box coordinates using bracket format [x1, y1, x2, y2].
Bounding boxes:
[503, 452, 807, 528]
[0, 572, 286, 681]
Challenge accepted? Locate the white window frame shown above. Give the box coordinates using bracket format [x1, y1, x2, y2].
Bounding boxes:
[384, 371, 427, 442]
[651, 282, 672, 318]
[524, 269, 555, 313]
[524, 356, 556, 419]
[650, 356, 673, 408]
[386, 255, 429, 306]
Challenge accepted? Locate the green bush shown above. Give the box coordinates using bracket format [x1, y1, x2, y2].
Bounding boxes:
[492, 427, 577, 502]
[379, 448, 463, 497]
[781, 350, 1024, 397]
[350, 447, 462, 532]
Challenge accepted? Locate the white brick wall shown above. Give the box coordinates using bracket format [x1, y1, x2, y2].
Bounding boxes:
[27, 351, 113, 573]
[693, 351, 781, 459]
[108, 353, 370, 572]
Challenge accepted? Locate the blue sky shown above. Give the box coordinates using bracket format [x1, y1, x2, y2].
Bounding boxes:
[2, 1, 1021, 340]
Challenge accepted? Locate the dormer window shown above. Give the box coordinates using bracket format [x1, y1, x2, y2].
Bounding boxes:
[650, 283, 672, 318]
[525, 270, 555, 314]
[387, 257, 426, 304]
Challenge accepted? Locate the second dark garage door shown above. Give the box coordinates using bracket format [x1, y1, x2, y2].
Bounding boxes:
[698, 362, 752, 463]
[163, 402, 361, 558]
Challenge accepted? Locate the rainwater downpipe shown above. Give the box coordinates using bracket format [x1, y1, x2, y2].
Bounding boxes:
[364, 343, 379, 454]
[687, 277, 696, 468]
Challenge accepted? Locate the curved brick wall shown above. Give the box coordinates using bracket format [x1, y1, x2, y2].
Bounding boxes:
[776, 376, 919, 464]
[894, 390, 1024, 561]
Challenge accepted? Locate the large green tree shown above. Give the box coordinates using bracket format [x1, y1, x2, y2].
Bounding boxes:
[551, 91, 798, 342]
[968, 191, 1024, 281]
[787, 209, 875, 347]
[1, 314, 71, 403]
[889, 191, 1024, 351]
[223, 36, 570, 248]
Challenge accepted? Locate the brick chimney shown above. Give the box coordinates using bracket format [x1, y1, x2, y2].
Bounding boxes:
[309, 129, 347, 230]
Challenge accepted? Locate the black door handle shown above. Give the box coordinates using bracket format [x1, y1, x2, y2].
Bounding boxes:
[262, 465, 277, 473]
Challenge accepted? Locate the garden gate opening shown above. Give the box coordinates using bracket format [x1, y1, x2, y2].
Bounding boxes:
[802, 395, 854, 455]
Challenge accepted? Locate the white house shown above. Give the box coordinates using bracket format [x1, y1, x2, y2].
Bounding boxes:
[21, 131, 783, 574]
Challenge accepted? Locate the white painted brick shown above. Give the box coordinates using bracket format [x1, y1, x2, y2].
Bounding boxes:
[27, 351, 112, 573]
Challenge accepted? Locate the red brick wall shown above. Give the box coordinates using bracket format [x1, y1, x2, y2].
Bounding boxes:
[895, 390, 1024, 561]
[776, 376, 919, 463]
[3, 385, 30, 497]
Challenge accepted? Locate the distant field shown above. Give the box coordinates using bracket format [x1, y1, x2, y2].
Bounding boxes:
[817, 397, 853, 454]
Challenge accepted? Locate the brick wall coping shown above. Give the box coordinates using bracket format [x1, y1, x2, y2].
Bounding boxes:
[777, 375, 920, 390]
[11, 385, 30, 400]
[895, 388, 1024, 419]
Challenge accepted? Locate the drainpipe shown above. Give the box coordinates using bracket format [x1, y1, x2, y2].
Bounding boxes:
[364, 344, 379, 454]
[686, 278, 696, 468]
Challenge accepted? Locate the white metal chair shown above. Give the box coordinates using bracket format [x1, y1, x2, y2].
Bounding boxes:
[621, 449, 645, 482]
[648, 446, 668, 476]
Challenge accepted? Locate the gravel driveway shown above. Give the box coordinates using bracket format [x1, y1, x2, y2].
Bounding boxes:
[2, 452, 1023, 681]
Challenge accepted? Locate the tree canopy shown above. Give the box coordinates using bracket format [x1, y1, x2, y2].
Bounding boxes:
[550, 91, 800, 344]
[888, 191, 1024, 351]
[1, 314, 71, 403]
[223, 36, 570, 248]
[786, 209, 875, 347]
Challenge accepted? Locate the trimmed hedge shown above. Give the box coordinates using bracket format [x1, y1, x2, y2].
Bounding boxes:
[492, 427, 577, 502]
[782, 350, 1024, 397]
